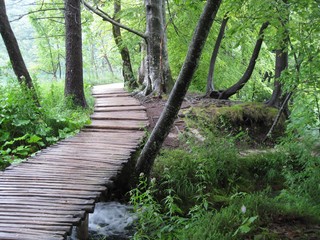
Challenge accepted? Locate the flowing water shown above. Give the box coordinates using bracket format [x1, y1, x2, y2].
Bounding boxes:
[69, 202, 137, 240]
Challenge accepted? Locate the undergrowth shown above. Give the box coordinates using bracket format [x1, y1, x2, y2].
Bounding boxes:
[130, 119, 320, 239]
[0, 80, 93, 169]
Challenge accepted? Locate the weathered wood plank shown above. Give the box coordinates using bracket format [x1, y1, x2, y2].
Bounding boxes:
[0, 232, 64, 240]
[0, 83, 147, 239]
[88, 119, 148, 130]
[94, 105, 146, 112]
[0, 223, 71, 232]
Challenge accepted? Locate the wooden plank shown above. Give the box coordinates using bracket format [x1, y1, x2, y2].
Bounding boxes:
[88, 119, 148, 130]
[0, 207, 85, 217]
[2, 171, 115, 179]
[0, 232, 64, 240]
[93, 93, 130, 98]
[0, 216, 81, 224]
[50, 142, 136, 150]
[34, 156, 127, 166]
[24, 159, 124, 168]
[94, 105, 146, 112]
[91, 111, 148, 121]
[0, 182, 107, 192]
[0, 175, 110, 184]
[95, 97, 140, 104]
[0, 83, 147, 239]
[0, 223, 71, 233]
[39, 148, 132, 156]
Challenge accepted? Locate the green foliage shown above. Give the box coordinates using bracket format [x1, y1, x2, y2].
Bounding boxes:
[131, 116, 320, 239]
[0, 81, 92, 169]
[185, 102, 285, 145]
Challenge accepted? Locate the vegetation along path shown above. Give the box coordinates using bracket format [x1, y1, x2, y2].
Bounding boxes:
[0, 83, 148, 240]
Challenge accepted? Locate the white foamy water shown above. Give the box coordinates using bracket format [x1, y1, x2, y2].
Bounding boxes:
[69, 201, 137, 240]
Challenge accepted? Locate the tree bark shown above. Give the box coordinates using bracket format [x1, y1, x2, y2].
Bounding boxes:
[266, 49, 288, 107]
[161, 0, 174, 93]
[267, 0, 289, 109]
[84, 0, 172, 96]
[136, 0, 222, 176]
[206, 15, 229, 95]
[0, 0, 37, 92]
[103, 54, 114, 75]
[112, 0, 137, 89]
[217, 22, 269, 99]
[64, 0, 87, 108]
[145, 0, 164, 96]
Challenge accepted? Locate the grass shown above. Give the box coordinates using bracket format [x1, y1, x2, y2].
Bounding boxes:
[130, 112, 320, 239]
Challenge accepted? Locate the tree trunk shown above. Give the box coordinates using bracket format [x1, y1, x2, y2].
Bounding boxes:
[64, 0, 87, 108]
[145, 0, 164, 96]
[0, 0, 37, 93]
[103, 54, 114, 75]
[267, 0, 289, 109]
[161, 0, 174, 93]
[112, 0, 137, 89]
[136, 0, 222, 176]
[267, 49, 288, 107]
[217, 22, 269, 99]
[206, 14, 229, 96]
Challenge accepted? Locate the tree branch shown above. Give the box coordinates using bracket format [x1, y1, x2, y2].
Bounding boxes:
[83, 1, 147, 40]
[10, 8, 64, 22]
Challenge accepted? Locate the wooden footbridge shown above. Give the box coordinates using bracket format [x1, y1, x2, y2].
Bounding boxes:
[0, 84, 148, 240]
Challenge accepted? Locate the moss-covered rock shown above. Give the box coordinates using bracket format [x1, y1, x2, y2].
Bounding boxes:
[185, 102, 286, 144]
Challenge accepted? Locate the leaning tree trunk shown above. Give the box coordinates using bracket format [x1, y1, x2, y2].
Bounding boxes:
[64, 0, 87, 108]
[136, 0, 222, 176]
[217, 22, 269, 99]
[206, 14, 229, 96]
[112, 0, 137, 89]
[0, 0, 37, 94]
[267, 49, 288, 107]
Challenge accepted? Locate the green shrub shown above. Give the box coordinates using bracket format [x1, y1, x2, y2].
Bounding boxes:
[0, 80, 93, 169]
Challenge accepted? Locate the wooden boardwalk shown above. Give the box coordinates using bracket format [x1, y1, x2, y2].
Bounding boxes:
[0, 84, 148, 240]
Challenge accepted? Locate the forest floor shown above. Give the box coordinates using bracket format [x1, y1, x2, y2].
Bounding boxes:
[138, 93, 242, 148]
[136, 94, 320, 240]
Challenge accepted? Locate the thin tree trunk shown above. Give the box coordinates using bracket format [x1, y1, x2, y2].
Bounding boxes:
[267, 49, 288, 107]
[112, 0, 137, 88]
[267, 0, 289, 109]
[138, 41, 147, 85]
[264, 91, 293, 142]
[0, 0, 37, 94]
[64, 0, 87, 107]
[218, 22, 269, 99]
[103, 54, 114, 75]
[206, 14, 229, 96]
[161, 0, 174, 93]
[136, 0, 222, 176]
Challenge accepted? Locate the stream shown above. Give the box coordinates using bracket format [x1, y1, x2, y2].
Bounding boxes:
[69, 202, 137, 240]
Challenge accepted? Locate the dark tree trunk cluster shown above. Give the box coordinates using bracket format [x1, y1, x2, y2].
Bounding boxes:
[209, 21, 269, 99]
[136, 0, 222, 176]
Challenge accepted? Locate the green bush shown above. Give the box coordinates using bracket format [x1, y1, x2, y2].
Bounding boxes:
[131, 125, 320, 239]
[0, 80, 93, 169]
